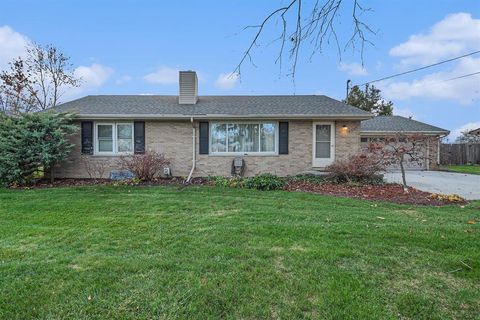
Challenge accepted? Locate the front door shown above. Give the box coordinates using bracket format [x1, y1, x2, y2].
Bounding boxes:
[312, 122, 335, 167]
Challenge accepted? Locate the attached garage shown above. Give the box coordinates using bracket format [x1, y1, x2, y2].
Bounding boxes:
[360, 116, 450, 171]
[360, 136, 429, 170]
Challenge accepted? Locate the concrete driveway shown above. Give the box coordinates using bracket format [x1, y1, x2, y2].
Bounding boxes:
[384, 171, 480, 200]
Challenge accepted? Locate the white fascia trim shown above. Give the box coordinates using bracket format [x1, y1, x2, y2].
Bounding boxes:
[360, 130, 450, 136]
[74, 114, 373, 120]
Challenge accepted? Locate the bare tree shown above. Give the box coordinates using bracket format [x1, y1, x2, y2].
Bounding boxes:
[455, 131, 480, 144]
[235, 0, 376, 78]
[26, 43, 80, 110]
[0, 59, 37, 114]
[367, 134, 436, 192]
[0, 43, 80, 114]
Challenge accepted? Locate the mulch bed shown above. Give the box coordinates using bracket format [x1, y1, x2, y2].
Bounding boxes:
[284, 181, 467, 206]
[18, 177, 209, 189]
[13, 178, 466, 206]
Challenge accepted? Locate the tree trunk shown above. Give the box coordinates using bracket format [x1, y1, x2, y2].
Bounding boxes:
[399, 155, 408, 193]
[49, 166, 54, 184]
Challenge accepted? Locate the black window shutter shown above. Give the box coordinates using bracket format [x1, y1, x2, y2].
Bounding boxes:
[279, 122, 289, 154]
[134, 121, 145, 154]
[81, 121, 94, 155]
[199, 122, 209, 154]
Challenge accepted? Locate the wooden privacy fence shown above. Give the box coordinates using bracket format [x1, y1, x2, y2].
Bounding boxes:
[440, 143, 480, 165]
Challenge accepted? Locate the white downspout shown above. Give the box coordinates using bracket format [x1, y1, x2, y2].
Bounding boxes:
[426, 139, 430, 170]
[186, 116, 196, 183]
[437, 135, 443, 165]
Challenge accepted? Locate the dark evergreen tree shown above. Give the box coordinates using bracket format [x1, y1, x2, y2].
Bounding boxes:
[0, 112, 76, 185]
[345, 84, 393, 116]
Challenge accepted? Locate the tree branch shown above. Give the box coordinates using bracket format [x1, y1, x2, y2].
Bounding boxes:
[236, 0, 376, 79]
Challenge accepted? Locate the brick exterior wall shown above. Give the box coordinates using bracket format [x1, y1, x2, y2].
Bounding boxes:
[54, 123, 120, 179]
[55, 119, 362, 178]
[335, 120, 361, 162]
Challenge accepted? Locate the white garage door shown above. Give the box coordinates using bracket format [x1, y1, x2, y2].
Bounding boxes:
[361, 137, 428, 170]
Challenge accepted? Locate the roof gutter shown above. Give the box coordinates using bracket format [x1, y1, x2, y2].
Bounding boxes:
[361, 130, 450, 136]
[72, 114, 373, 120]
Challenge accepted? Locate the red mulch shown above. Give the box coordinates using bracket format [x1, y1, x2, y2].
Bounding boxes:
[13, 178, 466, 206]
[284, 181, 467, 206]
[14, 177, 209, 189]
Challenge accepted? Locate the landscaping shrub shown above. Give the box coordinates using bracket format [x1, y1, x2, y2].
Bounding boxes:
[208, 176, 245, 188]
[209, 173, 285, 191]
[244, 173, 285, 191]
[0, 112, 76, 186]
[326, 153, 385, 184]
[118, 151, 170, 181]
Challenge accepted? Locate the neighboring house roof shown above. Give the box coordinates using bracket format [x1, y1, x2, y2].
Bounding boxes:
[51, 95, 372, 119]
[361, 116, 449, 135]
[468, 128, 480, 135]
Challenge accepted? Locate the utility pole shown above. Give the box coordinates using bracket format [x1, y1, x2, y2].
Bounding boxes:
[346, 79, 351, 100]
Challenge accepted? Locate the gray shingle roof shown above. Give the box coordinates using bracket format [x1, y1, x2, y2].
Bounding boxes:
[361, 116, 449, 134]
[51, 95, 371, 119]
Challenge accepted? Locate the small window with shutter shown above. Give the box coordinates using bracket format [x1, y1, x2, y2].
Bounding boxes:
[199, 122, 209, 154]
[278, 122, 289, 154]
[134, 121, 145, 154]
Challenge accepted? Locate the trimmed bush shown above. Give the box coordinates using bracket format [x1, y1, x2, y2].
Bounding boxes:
[117, 151, 170, 181]
[326, 153, 385, 184]
[244, 173, 285, 191]
[208, 176, 245, 188]
[209, 173, 285, 191]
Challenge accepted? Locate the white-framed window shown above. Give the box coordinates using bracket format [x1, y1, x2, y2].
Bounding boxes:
[95, 122, 134, 155]
[210, 122, 278, 155]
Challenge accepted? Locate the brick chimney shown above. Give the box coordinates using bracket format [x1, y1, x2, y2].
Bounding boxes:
[179, 71, 198, 104]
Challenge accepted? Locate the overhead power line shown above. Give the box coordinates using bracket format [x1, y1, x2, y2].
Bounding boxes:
[444, 71, 480, 82]
[354, 50, 480, 87]
[406, 71, 480, 88]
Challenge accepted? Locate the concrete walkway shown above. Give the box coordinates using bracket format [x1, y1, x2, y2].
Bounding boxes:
[384, 171, 480, 200]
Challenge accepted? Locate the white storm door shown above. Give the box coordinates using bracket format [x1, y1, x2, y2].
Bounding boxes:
[312, 122, 335, 167]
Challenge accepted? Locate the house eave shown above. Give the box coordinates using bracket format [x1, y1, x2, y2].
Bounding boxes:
[361, 130, 450, 136]
[73, 113, 373, 120]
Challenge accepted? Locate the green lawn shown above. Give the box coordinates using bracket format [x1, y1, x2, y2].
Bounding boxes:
[441, 164, 480, 175]
[0, 186, 479, 319]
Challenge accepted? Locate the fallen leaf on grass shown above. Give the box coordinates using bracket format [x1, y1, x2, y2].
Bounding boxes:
[467, 220, 476, 224]
[376, 216, 385, 220]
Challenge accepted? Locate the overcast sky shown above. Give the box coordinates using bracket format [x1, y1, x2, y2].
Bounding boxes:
[0, 0, 479, 139]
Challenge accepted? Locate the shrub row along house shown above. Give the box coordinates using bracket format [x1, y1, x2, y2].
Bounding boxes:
[51, 71, 449, 179]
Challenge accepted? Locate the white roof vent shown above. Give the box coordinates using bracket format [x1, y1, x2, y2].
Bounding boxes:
[179, 71, 198, 104]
